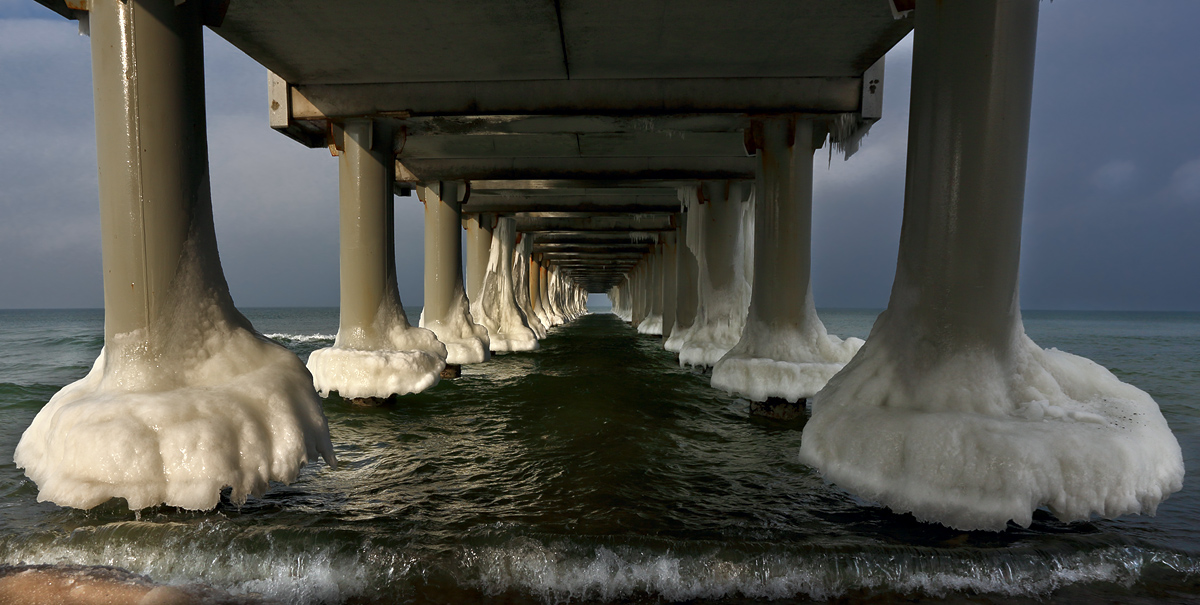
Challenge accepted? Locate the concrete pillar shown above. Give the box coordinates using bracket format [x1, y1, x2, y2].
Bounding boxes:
[530, 257, 549, 328]
[474, 217, 539, 351]
[421, 181, 490, 364]
[637, 245, 664, 335]
[15, 0, 334, 512]
[800, 0, 1182, 531]
[712, 118, 863, 413]
[465, 213, 494, 305]
[539, 263, 558, 326]
[513, 236, 547, 339]
[677, 182, 751, 367]
[661, 233, 678, 344]
[665, 213, 699, 352]
[307, 119, 447, 401]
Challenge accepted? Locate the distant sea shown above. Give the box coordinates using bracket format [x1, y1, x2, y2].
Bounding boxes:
[0, 307, 1197, 603]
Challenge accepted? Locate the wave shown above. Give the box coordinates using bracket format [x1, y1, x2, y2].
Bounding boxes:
[262, 333, 335, 344]
[2, 525, 1196, 604]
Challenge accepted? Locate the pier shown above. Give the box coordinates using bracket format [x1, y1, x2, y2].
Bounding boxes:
[18, 0, 1184, 532]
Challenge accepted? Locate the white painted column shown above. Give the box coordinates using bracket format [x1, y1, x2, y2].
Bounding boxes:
[420, 182, 490, 364]
[712, 118, 863, 409]
[800, 0, 1182, 531]
[15, 0, 334, 512]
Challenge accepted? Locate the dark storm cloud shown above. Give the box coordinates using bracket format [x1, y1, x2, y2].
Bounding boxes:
[1, 0, 1197, 311]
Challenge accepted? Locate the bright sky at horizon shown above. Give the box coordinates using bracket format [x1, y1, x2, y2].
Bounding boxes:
[1, 1, 1197, 311]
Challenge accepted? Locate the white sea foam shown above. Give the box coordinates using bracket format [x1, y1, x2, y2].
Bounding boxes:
[800, 332, 1185, 531]
[15, 235, 335, 511]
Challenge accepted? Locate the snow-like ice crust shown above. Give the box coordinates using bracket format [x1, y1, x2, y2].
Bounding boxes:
[800, 324, 1185, 531]
[15, 237, 335, 511]
[513, 238, 547, 339]
[420, 283, 490, 365]
[471, 218, 539, 352]
[711, 296, 864, 402]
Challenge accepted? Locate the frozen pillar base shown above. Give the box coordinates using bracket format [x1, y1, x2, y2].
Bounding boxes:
[14, 0, 334, 511]
[712, 118, 862, 403]
[799, 0, 1182, 531]
[307, 120, 447, 401]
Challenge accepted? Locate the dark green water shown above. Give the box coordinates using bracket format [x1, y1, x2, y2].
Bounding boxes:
[1, 308, 1198, 603]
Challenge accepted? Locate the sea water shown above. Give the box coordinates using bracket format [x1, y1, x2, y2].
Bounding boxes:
[0, 307, 1197, 603]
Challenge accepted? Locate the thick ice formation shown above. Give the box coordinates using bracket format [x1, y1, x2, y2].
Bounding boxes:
[307, 292, 446, 399]
[470, 218, 539, 352]
[513, 237, 548, 339]
[800, 325, 1184, 530]
[677, 186, 752, 367]
[15, 238, 335, 511]
[712, 295, 862, 402]
[419, 290, 490, 365]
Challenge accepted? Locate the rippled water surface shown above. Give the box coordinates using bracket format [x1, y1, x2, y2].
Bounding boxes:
[1, 308, 1198, 603]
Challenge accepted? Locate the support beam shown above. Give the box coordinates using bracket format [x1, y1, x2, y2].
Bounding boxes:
[397, 156, 754, 183]
[290, 77, 864, 120]
[800, 0, 1183, 531]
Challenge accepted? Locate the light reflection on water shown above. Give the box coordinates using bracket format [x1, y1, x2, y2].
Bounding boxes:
[0, 308, 1197, 603]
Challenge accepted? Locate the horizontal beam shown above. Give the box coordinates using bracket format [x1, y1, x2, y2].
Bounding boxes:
[516, 215, 674, 233]
[397, 156, 754, 183]
[462, 194, 680, 214]
[291, 77, 862, 119]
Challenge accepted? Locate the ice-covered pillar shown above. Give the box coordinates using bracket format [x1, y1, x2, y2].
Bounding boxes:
[420, 182, 490, 365]
[307, 119, 447, 403]
[637, 246, 664, 335]
[539, 263, 559, 326]
[678, 182, 751, 366]
[712, 118, 863, 415]
[665, 213, 699, 352]
[513, 236, 547, 339]
[629, 259, 646, 327]
[15, 0, 334, 511]
[661, 233, 678, 344]
[465, 213, 494, 305]
[800, 0, 1182, 531]
[473, 217, 539, 351]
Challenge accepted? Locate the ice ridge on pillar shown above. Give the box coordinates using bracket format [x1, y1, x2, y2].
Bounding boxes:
[471, 217, 539, 352]
[799, 0, 1183, 531]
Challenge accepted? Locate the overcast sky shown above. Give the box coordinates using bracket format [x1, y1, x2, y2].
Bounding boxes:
[1, 1, 1197, 311]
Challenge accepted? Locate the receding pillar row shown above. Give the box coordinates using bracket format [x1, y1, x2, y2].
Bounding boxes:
[712, 118, 863, 408]
[800, 0, 1182, 531]
[16, 0, 334, 511]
